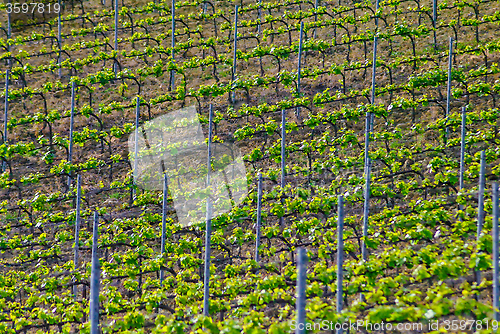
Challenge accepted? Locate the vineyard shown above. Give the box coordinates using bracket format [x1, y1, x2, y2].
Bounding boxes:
[1, 0, 500, 332]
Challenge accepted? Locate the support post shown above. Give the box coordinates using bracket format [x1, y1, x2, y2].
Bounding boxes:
[255, 173, 263, 262]
[73, 174, 82, 298]
[2, 70, 9, 172]
[231, 5, 239, 103]
[203, 104, 214, 317]
[170, 0, 176, 90]
[476, 151, 485, 289]
[114, 0, 119, 75]
[68, 82, 76, 189]
[296, 22, 304, 119]
[362, 158, 371, 261]
[160, 173, 168, 284]
[58, 0, 62, 78]
[433, 0, 437, 48]
[7, 0, 11, 66]
[257, 0, 262, 35]
[89, 211, 100, 334]
[296, 248, 307, 334]
[445, 37, 453, 141]
[280, 109, 286, 227]
[493, 182, 499, 322]
[336, 195, 344, 334]
[132, 96, 140, 200]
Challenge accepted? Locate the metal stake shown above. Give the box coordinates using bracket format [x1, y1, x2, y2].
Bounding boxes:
[73, 174, 82, 298]
[203, 104, 214, 317]
[296, 22, 304, 119]
[160, 173, 168, 284]
[89, 211, 100, 334]
[68, 82, 76, 189]
[476, 151, 486, 287]
[445, 37, 453, 140]
[336, 195, 344, 334]
[170, 0, 176, 90]
[493, 182, 499, 321]
[296, 248, 307, 334]
[231, 5, 239, 103]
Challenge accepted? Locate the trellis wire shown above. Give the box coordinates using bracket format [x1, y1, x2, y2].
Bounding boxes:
[296, 248, 307, 334]
[336, 195, 344, 334]
[2, 70, 9, 172]
[114, 0, 119, 75]
[73, 174, 82, 298]
[90, 211, 100, 334]
[493, 182, 499, 322]
[445, 37, 453, 140]
[255, 173, 263, 263]
[170, 0, 176, 91]
[476, 150, 485, 287]
[160, 173, 168, 284]
[68, 82, 76, 189]
[280, 109, 286, 227]
[296, 22, 304, 119]
[433, 0, 437, 48]
[58, 0, 62, 78]
[132, 96, 140, 200]
[203, 104, 214, 317]
[231, 5, 239, 103]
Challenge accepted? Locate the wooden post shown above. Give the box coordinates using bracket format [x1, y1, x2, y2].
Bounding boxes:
[203, 104, 214, 317]
[296, 248, 307, 334]
[336, 195, 344, 334]
[89, 211, 100, 334]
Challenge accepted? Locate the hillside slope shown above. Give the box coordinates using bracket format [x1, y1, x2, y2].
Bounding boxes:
[1, 0, 500, 332]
